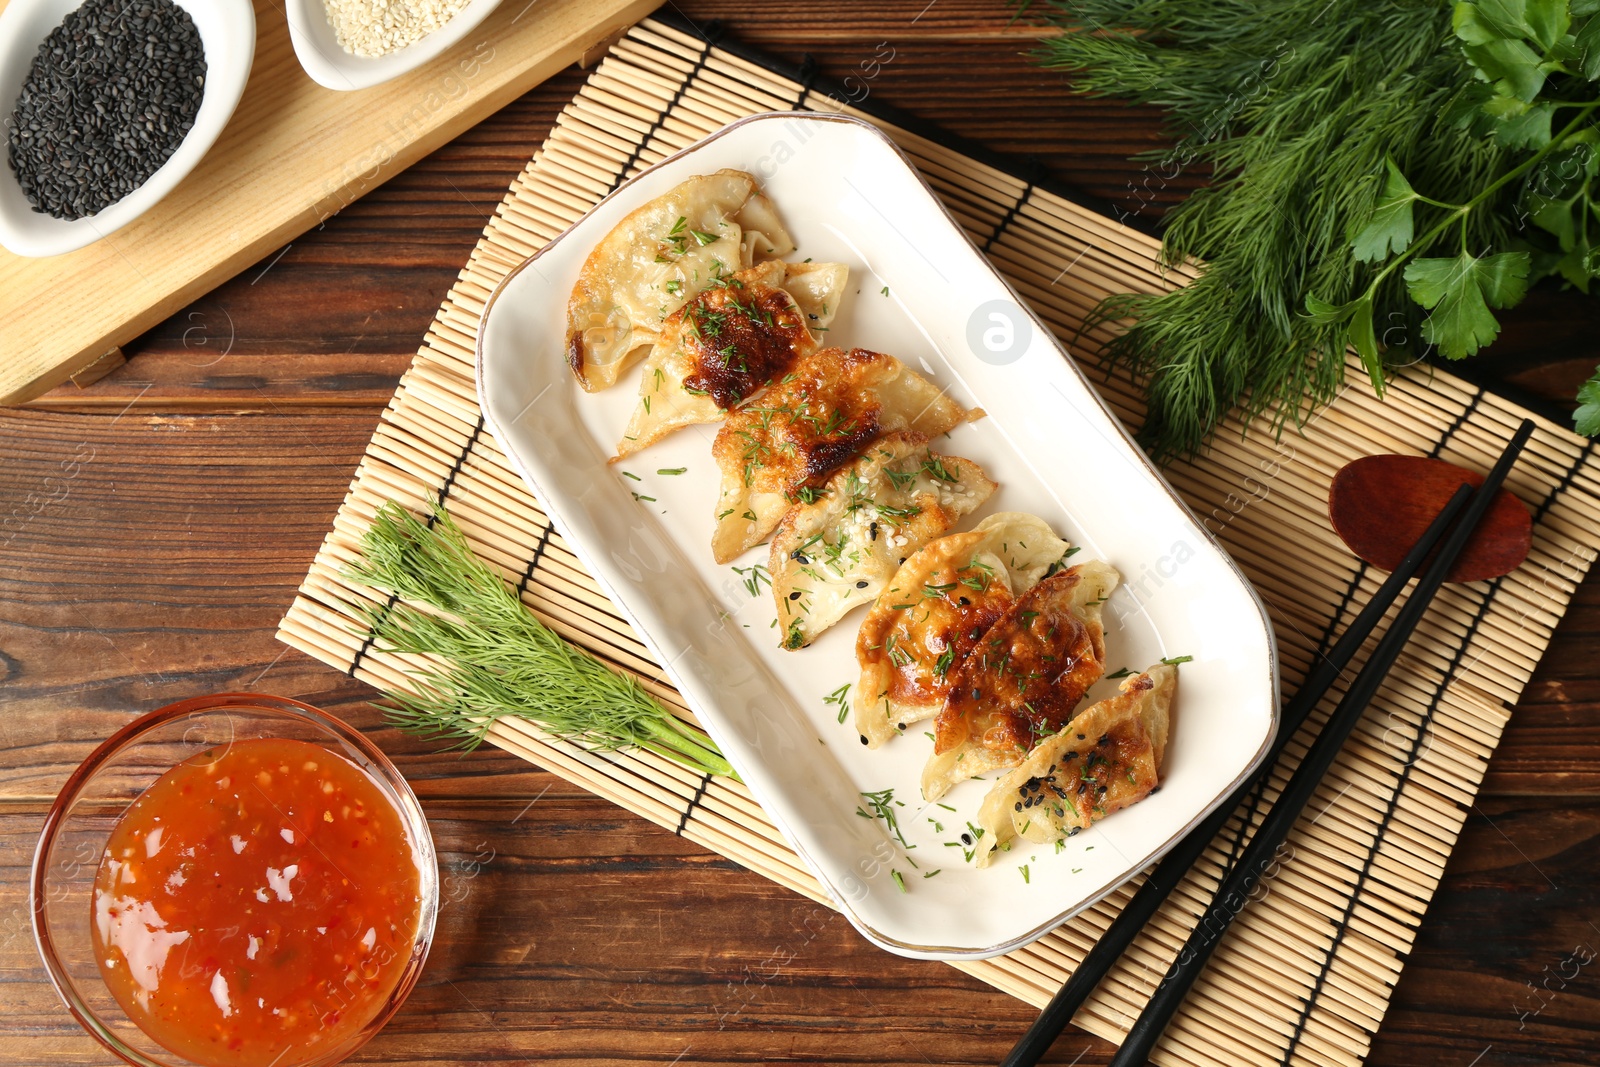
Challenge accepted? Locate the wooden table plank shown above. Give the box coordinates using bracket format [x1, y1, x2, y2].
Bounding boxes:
[4, 794, 1596, 1065]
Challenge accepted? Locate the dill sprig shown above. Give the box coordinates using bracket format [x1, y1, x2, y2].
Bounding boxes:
[1032, 0, 1518, 456]
[343, 500, 736, 779]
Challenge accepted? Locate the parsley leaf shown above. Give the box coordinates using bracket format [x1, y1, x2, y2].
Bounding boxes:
[1574, 364, 1600, 436]
[1305, 293, 1382, 392]
[1458, 0, 1570, 54]
[1402, 251, 1530, 359]
[1350, 157, 1418, 262]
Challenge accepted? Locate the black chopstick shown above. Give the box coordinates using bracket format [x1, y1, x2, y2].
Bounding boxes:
[1105, 418, 1534, 1066]
[1000, 469, 1476, 1067]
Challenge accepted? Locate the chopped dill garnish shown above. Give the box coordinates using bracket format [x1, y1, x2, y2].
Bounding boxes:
[857, 787, 912, 848]
[824, 683, 852, 724]
[731, 563, 771, 597]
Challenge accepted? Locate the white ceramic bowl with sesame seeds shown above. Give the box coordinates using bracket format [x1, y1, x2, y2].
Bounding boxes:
[284, 0, 504, 92]
[0, 0, 256, 258]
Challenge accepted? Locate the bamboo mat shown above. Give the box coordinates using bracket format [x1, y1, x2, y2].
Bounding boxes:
[277, 18, 1600, 1067]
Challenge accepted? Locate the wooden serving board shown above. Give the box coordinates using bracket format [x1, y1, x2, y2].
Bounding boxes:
[0, 0, 657, 405]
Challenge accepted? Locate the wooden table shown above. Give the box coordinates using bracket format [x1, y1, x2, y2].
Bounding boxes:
[4, 4, 1598, 1064]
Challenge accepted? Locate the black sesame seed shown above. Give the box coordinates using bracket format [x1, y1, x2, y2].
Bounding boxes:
[960, 832, 973, 845]
[855, 580, 869, 588]
[1013, 802, 1023, 812]
[859, 735, 868, 745]
[788, 591, 802, 600]
[7, 0, 206, 220]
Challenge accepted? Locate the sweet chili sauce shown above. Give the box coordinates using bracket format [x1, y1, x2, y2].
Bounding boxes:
[92, 738, 424, 1067]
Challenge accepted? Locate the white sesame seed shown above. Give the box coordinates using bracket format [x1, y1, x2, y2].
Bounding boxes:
[323, 0, 471, 58]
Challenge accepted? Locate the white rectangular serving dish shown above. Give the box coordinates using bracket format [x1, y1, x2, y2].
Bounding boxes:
[477, 112, 1279, 959]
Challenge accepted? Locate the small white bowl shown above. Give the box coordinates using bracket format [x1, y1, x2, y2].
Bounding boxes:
[0, 0, 256, 258]
[285, 0, 505, 92]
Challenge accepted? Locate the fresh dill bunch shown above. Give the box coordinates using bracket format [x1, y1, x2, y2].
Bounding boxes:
[1033, 0, 1514, 456]
[344, 500, 737, 779]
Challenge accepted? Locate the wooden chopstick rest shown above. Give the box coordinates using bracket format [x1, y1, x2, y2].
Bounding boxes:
[1330, 453, 1532, 583]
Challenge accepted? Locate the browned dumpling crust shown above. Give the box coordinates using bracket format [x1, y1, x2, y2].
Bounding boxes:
[615, 261, 849, 458]
[922, 559, 1120, 799]
[708, 347, 975, 563]
[565, 170, 796, 392]
[973, 662, 1176, 866]
[853, 513, 1072, 748]
[856, 531, 1012, 739]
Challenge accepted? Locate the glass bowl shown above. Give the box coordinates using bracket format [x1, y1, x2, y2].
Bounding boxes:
[31, 693, 439, 1067]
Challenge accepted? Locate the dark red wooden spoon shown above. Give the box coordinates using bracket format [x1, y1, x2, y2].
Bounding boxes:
[1329, 454, 1533, 582]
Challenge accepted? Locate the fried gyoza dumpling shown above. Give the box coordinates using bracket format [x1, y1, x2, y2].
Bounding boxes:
[614, 261, 849, 457]
[973, 663, 1176, 866]
[566, 170, 796, 391]
[922, 559, 1120, 800]
[853, 513, 1073, 748]
[768, 432, 996, 650]
[709, 347, 977, 564]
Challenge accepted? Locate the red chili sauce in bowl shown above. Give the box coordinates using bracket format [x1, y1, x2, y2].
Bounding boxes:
[91, 738, 424, 1067]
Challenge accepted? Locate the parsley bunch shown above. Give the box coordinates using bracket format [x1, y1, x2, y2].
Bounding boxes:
[1031, 0, 1600, 456]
